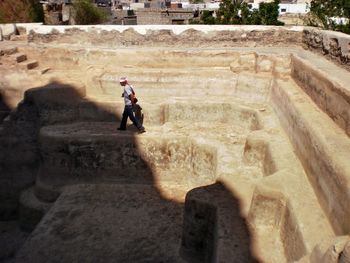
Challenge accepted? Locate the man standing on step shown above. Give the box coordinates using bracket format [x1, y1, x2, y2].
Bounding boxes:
[117, 77, 146, 133]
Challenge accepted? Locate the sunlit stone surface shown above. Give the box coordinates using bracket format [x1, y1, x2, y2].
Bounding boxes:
[0, 24, 349, 263]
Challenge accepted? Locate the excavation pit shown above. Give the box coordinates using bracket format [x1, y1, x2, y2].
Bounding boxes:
[35, 100, 261, 203]
[1, 25, 350, 263]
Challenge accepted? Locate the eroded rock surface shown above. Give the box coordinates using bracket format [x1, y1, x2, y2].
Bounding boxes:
[0, 25, 349, 263]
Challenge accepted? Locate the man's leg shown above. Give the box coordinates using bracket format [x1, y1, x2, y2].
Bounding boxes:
[118, 107, 128, 130]
[126, 105, 144, 131]
[133, 104, 143, 125]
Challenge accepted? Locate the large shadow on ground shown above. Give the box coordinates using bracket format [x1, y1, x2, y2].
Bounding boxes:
[0, 80, 259, 262]
[0, 91, 11, 123]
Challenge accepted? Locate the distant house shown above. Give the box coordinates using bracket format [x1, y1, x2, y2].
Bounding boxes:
[40, 0, 73, 25]
[95, 0, 112, 7]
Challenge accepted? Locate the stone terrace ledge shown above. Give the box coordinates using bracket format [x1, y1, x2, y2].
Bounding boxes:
[8, 24, 306, 49]
[1, 23, 350, 263]
[14, 24, 305, 35]
[2, 24, 349, 69]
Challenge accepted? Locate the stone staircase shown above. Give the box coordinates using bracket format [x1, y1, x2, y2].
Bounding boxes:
[0, 44, 51, 124]
[0, 46, 39, 71]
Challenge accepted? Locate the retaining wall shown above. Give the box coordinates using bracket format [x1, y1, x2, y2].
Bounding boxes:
[3, 23, 349, 69]
[303, 27, 350, 70]
[13, 24, 305, 47]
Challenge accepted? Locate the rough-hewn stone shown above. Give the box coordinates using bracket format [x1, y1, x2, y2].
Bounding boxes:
[1, 24, 350, 263]
[0, 24, 17, 40]
[303, 27, 350, 71]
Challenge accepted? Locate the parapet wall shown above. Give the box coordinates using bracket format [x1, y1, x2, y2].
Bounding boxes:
[291, 54, 350, 136]
[3, 23, 350, 69]
[13, 24, 305, 48]
[303, 27, 350, 71]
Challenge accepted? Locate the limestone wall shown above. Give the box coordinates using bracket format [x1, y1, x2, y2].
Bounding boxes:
[0, 23, 43, 41]
[303, 27, 350, 70]
[135, 10, 170, 25]
[0, 24, 17, 40]
[2, 24, 350, 72]
[269, 51, 350, 235]
[17, 24, 304, 48]
[136, 9, 193, 25]
[291, 54, 350, 136]
[271, 77, 350, 235]
[3, 23, 348, 72]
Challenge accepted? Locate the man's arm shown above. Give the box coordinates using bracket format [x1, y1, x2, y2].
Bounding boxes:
[125, 85, 136, 104]
[129, 92, 136, 104]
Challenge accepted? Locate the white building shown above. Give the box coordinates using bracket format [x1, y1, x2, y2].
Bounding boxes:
[278, 3, 310, 14]
[250, 0, 311, 3]
[249, 2, 310, 14]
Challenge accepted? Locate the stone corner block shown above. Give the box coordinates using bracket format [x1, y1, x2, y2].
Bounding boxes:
[0, 24, 17, 40]
[230, 52, 257, 73]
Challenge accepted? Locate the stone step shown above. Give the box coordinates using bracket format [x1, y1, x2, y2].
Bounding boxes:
[34, 176, 62, 203]
[19, 187, 52, 231]
[94, 68, 237, 92]
[291, 52, 350, 136]
[39, 67, 50, 74]
[92, 72, 271, 103]
[271, 78, 350, 235]
[0, 47, 18, 56]
[9, 34, 28, 41]
[26, 67, 51, 77]
[78, 100, 259, 127]
[19, 60, 38, 70]
[15, 184, 187, 263]
[98, 67, 235, 81]
[9, 52, 27, 63]
[36, 122, 218, 201]
[96, 81, 238, 97]
[241, 128, 335, 261]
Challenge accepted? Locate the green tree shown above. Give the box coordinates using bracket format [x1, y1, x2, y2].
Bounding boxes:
[189, 0, 204, 4]
[213, 0, 282, 25]
[201, 10, 216, 24]
[309, 0, 350, 33]
[0, 0, 43, 23]
[259, 0, 283, 25]
[240, 3, 253, 24]
[73, 0, 107, 25]
[216, 0, 244, 24]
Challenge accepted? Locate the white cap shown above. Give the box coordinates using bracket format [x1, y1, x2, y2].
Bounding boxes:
[119, 77, 128, 83]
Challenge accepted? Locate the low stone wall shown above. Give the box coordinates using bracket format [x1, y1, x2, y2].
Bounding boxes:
[18, 24, 304, 48]
[0, 24, 17, 40]
[303, 27, 350, 70]
[291, 54, 350, 136]
[0, 23, 43, 41]
[229, 51, 291, 78]
[271, 78, 350, 235]
[2, 24, 350, 72]
[4, 23, 349, 71]
[136, 9, 193, 25]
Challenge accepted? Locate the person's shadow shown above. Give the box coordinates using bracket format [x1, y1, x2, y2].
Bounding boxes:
[0, 80, 259, 262]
